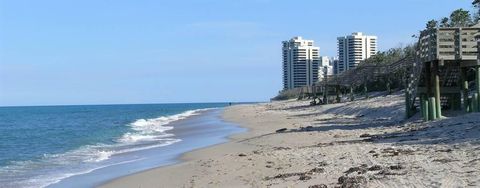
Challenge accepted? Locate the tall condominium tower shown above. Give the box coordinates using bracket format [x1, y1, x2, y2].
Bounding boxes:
[336, 32, 377, 74]
[318, 56, 333, 81]
[282, 36, 320, 90]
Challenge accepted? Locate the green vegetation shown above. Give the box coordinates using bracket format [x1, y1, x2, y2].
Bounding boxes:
[449, 9, 473, 27]
[473, 0, 480, 21]
[271, 88, 302, 101]
[362, 45, 415, 66]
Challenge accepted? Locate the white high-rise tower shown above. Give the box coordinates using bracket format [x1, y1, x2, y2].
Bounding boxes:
[336, 32, 377, 74]
[282, 36, 320, 90]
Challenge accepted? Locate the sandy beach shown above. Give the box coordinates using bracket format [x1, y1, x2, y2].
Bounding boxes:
[101, 92, 480, 187]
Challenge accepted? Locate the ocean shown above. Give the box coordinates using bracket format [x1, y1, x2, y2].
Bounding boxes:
[0, 103, 244, 188]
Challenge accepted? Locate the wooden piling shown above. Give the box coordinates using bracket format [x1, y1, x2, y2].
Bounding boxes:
[349, 86, 354, 101]
[336, 85, 341, 103]
[386, 75, 392, 95]
[476, 66, 480, 111]
[469, 97, 474, 113]
[462, 68, 470, 112]
[473, 93, 479, 112]
[425, 62, 432, 98]
[428, 97, 436, 120]
[405, 88, 411, 118]
[364, 83, 368, 99]
[323, 74, 328, 104]
[433, 60, 442, 118]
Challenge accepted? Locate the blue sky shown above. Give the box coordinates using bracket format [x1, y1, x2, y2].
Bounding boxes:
[0, 0, 475, 106]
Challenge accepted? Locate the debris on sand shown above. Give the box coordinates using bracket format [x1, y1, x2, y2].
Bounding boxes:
[337, 175, 367, 187]
[359, 133, 372, 138]
[344, 164, 368, 174]
[308, 184, 327, 188]
[264, 167, 325, 181]
[273, 146, 291, 150]
[432, 158, 458, 163]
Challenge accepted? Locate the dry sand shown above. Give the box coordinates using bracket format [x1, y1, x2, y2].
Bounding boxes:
[101, 92, 480, 188]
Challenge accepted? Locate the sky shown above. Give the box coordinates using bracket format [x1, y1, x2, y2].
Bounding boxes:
[0, 0, 475, 106]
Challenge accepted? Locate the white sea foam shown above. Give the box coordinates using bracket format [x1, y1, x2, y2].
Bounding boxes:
[0, 108, 214, 188]
[118, 108, 210, 144]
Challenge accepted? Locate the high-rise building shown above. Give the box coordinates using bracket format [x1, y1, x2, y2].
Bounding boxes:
[336, 32, 377, 73]
[282, 36, 320, 90]
[318, 56, 333, 81]
[332, 57, 339, 75]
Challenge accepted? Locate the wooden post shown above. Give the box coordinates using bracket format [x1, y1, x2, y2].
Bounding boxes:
[476, 66, 480, 111]
[461, 68, 470, 112]
[473, 93, 479, 112]
[469, 97, 474, 113]
[429, 97, 436, 120]
[433, 60, 442, 118]
[425, 62, 432, 98]
[364, 77, 369, 99]
[336, 85, 341, 103]
[323, 72, 328, 104]
[405, 88, 411, 118]
[323, 86, 328, 105]
[386, 78, 392, 95]
[350, 86, 354, 101]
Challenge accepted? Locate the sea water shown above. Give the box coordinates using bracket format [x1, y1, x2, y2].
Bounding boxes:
[0, 103, 242, 187]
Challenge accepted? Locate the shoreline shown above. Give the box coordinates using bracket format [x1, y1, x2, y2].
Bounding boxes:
[47, 107, 244, 188]
[99, 103, 266, 188]
[101, 93, 480, 187]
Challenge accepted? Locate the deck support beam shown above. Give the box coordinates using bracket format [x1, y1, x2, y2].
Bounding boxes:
[386, 79, 392, 95]
[336, 85, 341, 103]
[476, 66, 480, 111]
[462, 68, 470, 112]
[433, 60, 442, 118]
[349, 86, 354, 101]
[428, 97, 436, 120]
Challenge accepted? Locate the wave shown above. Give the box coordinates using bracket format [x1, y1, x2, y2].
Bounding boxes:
[0, 108, 214, 188]
[117, 108, 211, 144]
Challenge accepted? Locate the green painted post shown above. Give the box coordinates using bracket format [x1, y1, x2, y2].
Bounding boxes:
[429, 97, 436, 120]
[421, 96, 428, 121]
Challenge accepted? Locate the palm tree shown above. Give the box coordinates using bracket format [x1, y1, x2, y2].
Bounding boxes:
[473, 0, 480, 22]
[449, 9, 472, 27]
[440, 17, 449, 28]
